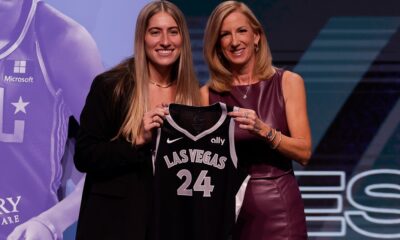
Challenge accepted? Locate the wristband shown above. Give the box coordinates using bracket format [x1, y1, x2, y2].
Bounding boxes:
[265, 128, 276, 143]
[271, 131, 282, 149]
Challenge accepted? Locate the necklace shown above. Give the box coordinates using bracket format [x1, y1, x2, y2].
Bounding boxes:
[239, 85, 251, 99]
[235, 78, 252, 99]
[149, 80, 174, 88]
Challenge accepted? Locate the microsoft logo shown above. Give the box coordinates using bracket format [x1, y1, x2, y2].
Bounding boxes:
[13, 60, 26, 74]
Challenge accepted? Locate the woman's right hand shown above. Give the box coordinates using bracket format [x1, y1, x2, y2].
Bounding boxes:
[136, 104, 169, 146]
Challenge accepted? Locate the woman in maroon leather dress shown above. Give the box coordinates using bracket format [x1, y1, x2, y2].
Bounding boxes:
[201, 1, 312, 239]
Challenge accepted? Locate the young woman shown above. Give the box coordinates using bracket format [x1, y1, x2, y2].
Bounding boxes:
[73, 1, 200, 239]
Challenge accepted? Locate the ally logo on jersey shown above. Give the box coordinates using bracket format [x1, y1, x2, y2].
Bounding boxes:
[167, 136, 226, 145]
[3, 60, 35, 84]
[211, 136, 225, 145]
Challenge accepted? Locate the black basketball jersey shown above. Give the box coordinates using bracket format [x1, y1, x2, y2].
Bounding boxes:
[152, 102, 250, 240]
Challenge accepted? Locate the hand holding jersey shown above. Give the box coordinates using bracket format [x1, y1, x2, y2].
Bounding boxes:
[136, 104, 169, 146]
[228, 107, 271, 136]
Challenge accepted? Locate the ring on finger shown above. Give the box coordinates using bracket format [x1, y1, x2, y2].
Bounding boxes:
[244, 112, 249, 118]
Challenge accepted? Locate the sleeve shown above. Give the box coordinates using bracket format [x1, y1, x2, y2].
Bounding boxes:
[74, 75, 150, 176]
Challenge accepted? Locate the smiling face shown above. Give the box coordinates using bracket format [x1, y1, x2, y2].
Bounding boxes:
[145, 12, 182, 72]
[219, 11, 260, 71]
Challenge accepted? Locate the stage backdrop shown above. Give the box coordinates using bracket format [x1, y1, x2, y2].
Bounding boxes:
[1, 0, 399, 239]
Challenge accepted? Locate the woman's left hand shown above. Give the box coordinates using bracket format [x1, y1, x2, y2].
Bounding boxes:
[228, 107, 270, 138]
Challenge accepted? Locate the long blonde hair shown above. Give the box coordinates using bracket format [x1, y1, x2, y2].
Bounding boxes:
[115, 1, 200, 143]
[203, 1, 274, 92]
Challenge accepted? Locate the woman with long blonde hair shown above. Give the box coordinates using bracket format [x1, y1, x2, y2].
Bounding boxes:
[74, 1, 200, 239]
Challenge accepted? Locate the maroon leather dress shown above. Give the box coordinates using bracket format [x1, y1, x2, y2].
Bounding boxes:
[209, 69, 308, 240]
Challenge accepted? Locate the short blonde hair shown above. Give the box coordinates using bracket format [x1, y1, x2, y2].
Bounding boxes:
[203, 1, 274, 92]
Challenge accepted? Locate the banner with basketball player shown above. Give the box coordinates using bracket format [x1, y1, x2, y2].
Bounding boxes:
[0, 0, 149, 239]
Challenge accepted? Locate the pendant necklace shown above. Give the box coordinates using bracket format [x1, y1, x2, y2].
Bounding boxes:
[236, 78, 252, 99]
[241, 85, 251, 99]
[149, 80, 174, 88]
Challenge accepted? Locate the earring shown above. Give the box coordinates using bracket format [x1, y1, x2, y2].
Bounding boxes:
[254, 43, 259, 52]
